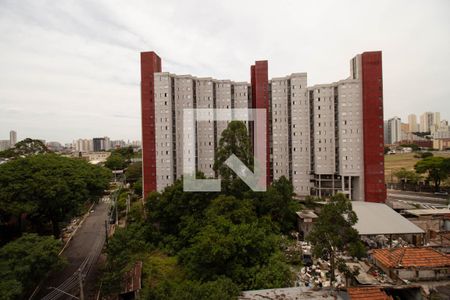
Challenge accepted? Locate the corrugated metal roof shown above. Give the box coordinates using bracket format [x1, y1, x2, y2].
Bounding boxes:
[351, 202, 424, 235]
[404, 208, 450, 216]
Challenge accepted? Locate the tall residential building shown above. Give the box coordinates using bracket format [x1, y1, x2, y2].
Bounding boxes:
[0, 140, 10, 151]
[419, 112, 440, 133]
[141, 51, 386, 203]
[93, 137, 111, 152]
[9, 130, 17, 147]
[73, 139, 93, 152]
[385, 117, 402, 144]
[407, 114, 418, 132]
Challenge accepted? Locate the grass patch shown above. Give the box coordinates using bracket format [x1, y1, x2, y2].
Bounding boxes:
[384, 151, 450, 182]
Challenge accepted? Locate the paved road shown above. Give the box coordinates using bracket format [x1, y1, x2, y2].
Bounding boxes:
[387, 189, 448, 205]
[34, 201, 110, 299]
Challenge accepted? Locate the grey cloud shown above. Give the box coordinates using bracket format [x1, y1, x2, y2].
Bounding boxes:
[0, 0, 449, 143]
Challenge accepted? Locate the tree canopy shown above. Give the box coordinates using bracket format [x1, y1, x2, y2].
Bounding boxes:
[125, 162, 142, 183]
[393, 168, 421, 189]
[214, 121, 253, 191]
[105, 153, 127, 170]
[102, 174, 299, 297]
[0, 138, 50, 159]
[102, 121, 300, 297]
[0, 154, 110, 239]
[0, 233, 63, 300]
[415, 156, 450, 191]
[306, 193, 365, 285]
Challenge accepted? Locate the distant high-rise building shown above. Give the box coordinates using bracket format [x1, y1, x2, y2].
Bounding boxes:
[92, 137, 111, 152]
[384, 121, 389, 144]
[433, 119, 450, 139]
[419, 112, 440, 133]
[46, 141, 63, 151]
[385, 117, 402, 144]
[0, 140, 10, 151]
[407, 114, 418, 132]
[93, 138, 104, 152]
[104, 136, 111, 151]
[111, 140, 126, 148]
[74, 139, 93, 152]
[141, 51, 386, 203]
[9, 130, 17, 147]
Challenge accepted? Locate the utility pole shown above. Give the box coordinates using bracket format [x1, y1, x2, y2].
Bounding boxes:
[78, 270, 85, 300]
[115, 192, 119, 225]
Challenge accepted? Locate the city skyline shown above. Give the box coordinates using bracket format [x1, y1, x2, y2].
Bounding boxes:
[1, 0, 450, 143]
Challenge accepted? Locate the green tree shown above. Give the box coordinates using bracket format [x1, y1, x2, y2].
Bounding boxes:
[180, 217, 288, 289]
[393, 168, 421, 189]
[306, 193, 365, 285]
[148, 277, 239, 300]
[102, 224, 150, 294]
[0, 233, 63, 299]
[105, 153, 126, 170]
[125, 162, 142, 183]
[0, 154, 110, 239]
[112, 146, 134, 160]
[419, 151, 433, 159]
[0, 138, 50, 159]
[255, 176, 300, 233]
[133, 178, 142, 195]
[415, 157, 450, 191]
[179, 195, 291, 289]
[214, 121, 253, 192]
[144, 180, 218, 254]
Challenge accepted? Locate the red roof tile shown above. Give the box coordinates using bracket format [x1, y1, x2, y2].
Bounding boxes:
[372, 247, 450, 268]
[347, 287, 393, 300]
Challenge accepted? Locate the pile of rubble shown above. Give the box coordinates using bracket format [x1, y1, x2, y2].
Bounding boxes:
[296, 259, 348, 289]
[361, 235, 412, 249]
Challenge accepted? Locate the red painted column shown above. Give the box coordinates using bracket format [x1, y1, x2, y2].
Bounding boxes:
[361, 51, 386, 203]
[251, 61, 271, 186]
[141, 52, 161, 198]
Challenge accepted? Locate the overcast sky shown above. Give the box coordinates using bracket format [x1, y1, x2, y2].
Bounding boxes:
[0, 0, 449, 143]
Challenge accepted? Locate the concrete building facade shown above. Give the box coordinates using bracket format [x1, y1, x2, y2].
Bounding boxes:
[141, 51, 386, 202]
[385, 117, 402, 144]
[407, 114, 418, 133]
[9, 130, 17, 147]
[420, 112, 440, 133]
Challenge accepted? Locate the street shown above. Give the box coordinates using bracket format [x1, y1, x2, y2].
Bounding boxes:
[387, 189, 449, 206]
[34, 200, 110, 299]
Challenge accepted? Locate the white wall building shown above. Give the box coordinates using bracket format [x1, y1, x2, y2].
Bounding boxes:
[143, 51, 386, 203]
[407, 114, 418, 132]
[386, 117, 402, 144]
[73, 139, 93, 152]
[9, 130, 17, 147]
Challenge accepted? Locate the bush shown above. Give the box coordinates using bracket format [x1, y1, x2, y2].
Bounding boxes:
[0, 234, 64, 299]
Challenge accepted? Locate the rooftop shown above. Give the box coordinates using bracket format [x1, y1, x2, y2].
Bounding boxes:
[296, 210, 318, 219]
[404, 208, 450, 217]
[372, 247, 450, 268]
[351, 202, 424, 236]
[347, 287, 392, 300]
